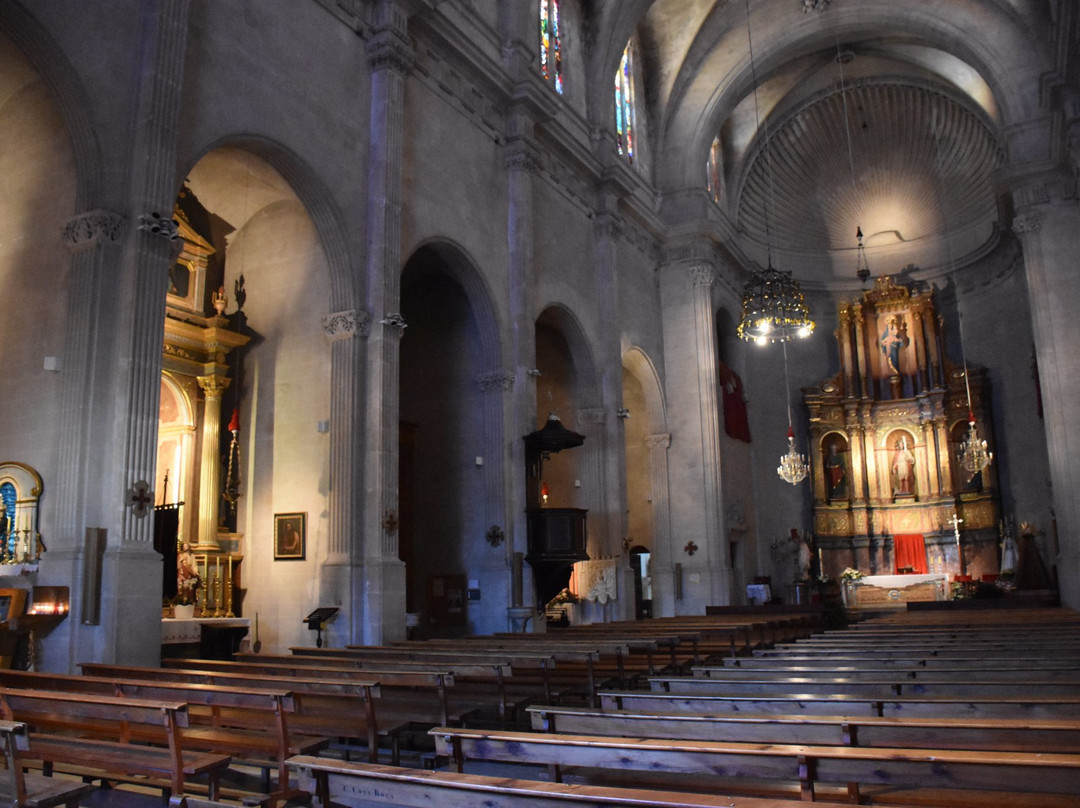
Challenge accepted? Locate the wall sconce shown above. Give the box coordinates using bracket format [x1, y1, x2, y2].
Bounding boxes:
[616, 408, 630, 419]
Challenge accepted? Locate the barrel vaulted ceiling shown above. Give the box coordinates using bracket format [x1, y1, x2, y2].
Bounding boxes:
[585, 0, 1061, 286]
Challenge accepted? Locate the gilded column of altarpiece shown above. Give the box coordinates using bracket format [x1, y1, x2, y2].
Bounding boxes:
[805, 277, 999, 578]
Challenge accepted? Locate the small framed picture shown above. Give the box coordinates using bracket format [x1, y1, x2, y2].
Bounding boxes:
[274, 513, 306, 561]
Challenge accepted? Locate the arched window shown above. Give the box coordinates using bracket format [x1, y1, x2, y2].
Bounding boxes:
[707, 135, 723, 201]
[615, 41, 637, 163]
[540, 0, 563, 94]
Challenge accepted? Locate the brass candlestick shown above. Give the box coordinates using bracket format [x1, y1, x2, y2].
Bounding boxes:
[224, 555, 235, 618]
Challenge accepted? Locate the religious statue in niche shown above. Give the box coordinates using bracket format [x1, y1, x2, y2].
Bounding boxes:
[822, 435, 849, 501]
[879, 315, 909, 375]
[890, 433, 916, 497]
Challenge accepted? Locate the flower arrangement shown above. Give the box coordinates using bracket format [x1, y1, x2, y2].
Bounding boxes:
[840, 567, 864, 581]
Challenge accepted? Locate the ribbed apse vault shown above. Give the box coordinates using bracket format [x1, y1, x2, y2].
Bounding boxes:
[737, 82, 1002, 263]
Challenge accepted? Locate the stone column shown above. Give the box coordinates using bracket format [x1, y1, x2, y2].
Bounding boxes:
[358, 0, 413, 644]
[42, 211, 127, 671]
[320, 309, 368, 646]
[102, 0, 191, 666]
[1013, 203, 1080, 607]
[592, 211, 633, 620]
[659, 258, 728, 611]
[504, 110, 542, 621]
[194, 375, 229, 550]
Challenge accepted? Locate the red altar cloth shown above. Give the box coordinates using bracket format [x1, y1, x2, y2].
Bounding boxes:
[893, 533, 927, 574]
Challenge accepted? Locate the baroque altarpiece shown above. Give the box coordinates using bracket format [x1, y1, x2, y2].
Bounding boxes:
[805, 276, 1000, 579]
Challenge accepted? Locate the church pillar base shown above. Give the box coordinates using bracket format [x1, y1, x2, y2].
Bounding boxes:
[102, 545, 163, 666]
[357, 557, 406, 645]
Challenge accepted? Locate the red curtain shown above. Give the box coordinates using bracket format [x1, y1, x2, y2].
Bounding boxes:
[894, 534, 927, 574]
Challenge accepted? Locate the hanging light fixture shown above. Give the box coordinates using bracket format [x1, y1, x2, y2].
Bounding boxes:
[855, 226, 870, 284]
[835, 45, 871, 285]
[736, 0, 814, 346]
[777, 342, 810, 485]
[928, 102, 992, 477]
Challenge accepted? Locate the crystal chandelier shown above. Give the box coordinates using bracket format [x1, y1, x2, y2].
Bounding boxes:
[776, 341, 810, 485]
[778, 426, 810, 484]
[958, 369, 993, 474]
[736, 0, 814, 346]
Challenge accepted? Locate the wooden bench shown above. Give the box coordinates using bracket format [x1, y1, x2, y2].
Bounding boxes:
[284, 754, 901, 808]
[430, 725, 1080, 804]
[597, 688, 1080, 719]
[647, 673, 1080, 698]
[698, 662, 1080, 680]
[0, 720, 96, 808]
[175, 655, 520, 724]
[527, 703, 1080, 753]
[0, 687, 232, 799]
[78, 663, 389, 763]
[0, 669, 320, 803]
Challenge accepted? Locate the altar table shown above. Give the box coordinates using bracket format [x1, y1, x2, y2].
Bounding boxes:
[850, 573, 948, 608]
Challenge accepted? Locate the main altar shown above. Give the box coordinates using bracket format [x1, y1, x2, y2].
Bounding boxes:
[805, 277, 1000, 580]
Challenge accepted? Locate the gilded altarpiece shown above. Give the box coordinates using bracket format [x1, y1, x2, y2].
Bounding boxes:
[805, 277, 999, 579]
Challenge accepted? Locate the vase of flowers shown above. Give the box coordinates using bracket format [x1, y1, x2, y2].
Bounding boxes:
[840, 568, 863, 608]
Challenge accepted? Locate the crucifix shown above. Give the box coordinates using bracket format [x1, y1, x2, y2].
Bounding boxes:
[948, 513, 964, 575]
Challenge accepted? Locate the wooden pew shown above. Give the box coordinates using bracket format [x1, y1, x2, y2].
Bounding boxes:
[78, 662, 389, 762]
[0, 687, 231, 799]
[646, 673, 1080, 698]
[285, 754, 894, 808]
[430, 725, 1080, 804]
[0, 720, 96, 808]
[597, 688, 1080, 719]
[0, 669, 320, 802]
[526, 703, 1080, 753]
[280, 646, 562, 709]
[218, 654, 521, 721]
[701, 660, 1080, 678]
[722, 653, 1080, 669]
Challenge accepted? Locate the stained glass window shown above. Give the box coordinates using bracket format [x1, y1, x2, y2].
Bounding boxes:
[540, 0, 563, 94]
[707, 136, 723, 201]
[616, 41, 636, 163]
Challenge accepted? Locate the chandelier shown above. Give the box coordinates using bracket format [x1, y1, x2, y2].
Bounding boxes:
[735, 0, 814, 346]
[777, 426, 810, 484]
[776, 341, 810, 485]
[737, 263, 815, 344]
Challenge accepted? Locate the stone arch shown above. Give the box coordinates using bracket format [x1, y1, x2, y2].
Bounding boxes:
[398, 240, 507, 634]
[0, 3, 102, 209]
[181, 137, 357, 313]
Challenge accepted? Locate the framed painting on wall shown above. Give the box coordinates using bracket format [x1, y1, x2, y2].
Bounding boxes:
[274, 513, 306, 561]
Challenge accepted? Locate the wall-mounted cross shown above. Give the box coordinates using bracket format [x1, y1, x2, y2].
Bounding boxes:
[127, 481, 153, 518]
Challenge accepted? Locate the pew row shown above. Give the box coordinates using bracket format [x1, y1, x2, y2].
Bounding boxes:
[430, 725, 1080, 804]
[0, 720, 96, 808]
[0, 669, 321, 802]
[285, 754, 895, 808]
[526, 704, 1080, 752]
[0, 687, 231, 799]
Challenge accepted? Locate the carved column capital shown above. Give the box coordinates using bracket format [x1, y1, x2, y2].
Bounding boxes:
[690, 264, 716, 287]
[62, 210, 126, 251]
[504, 140, 543, 174]
[646, 433, 672, 450]
[1012, 212, 1042, 235]
[137, 211, 180, 241]
[323, 309, 371, 341]
[197, 375, 230, 398]
[477, 371, 515, 393]
[367, 26, 414, 75]
[379, 312, 408, 331]
[594, 213, 624, 241]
